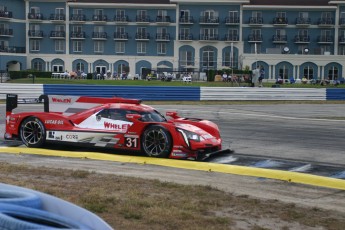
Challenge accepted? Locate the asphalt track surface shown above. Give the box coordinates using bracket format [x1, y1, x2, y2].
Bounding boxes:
[1, 103, 345, 212]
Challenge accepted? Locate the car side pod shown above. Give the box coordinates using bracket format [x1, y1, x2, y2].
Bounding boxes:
[197, 148, 234, 161]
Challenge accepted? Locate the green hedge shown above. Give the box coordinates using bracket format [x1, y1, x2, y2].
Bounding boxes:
[9, 71, 52, 79]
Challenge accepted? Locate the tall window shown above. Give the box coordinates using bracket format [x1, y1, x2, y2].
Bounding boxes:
[303, 66, 313, 79]
[30, 40, 40, 51]
[157, 10, 167, 17]
[328, 66, 338, 80]
[32, 60, 43, 71]
[157, 43, 166, 55]
[73, 41, 82, 52]
[137, 42, 146, 54]
[73, 9, 83, 15]
[76, 62, 85, 72]
[55, 8, 64, 16]
[55, 40, 64, 52]
[180, 10, 190, 19]
[202, 47, 215, 70]
[94, 41, 104, 53]
[278, 65, 289, 79]
[180, 50, 193, 66]
[115, 42, 125, 53]
[116, 9, 125, 18]
[338, 46, 345, 55]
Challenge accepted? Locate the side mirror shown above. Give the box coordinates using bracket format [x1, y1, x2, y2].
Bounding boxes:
[166, 111, 180, 119]
[126, 113, 142, 121]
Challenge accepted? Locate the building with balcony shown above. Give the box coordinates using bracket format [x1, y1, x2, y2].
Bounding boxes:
[1, 0, 345, 81]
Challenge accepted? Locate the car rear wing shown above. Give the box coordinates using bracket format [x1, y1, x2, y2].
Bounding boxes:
[6, 94, 141, 116]
[6, 94, 48, 113]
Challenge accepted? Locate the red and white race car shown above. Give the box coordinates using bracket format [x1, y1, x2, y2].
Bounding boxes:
[5, 94, 228, 160]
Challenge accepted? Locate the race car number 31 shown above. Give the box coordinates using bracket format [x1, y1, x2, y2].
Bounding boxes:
[125, 137, 138, 148]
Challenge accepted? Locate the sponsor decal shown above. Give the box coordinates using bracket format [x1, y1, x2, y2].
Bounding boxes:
[52, 97, 72, 103]
[66, 134, 78, 140]
[48, 131, 55, 138]
[45, 120, 64, 125]
[171, 150, 188, 157]
[104, 121, 129, 131]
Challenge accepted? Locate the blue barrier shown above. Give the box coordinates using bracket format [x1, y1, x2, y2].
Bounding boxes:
[43, 84, 201, 101]
[326, 89, 345, 100]
[1, 83, 345, 101]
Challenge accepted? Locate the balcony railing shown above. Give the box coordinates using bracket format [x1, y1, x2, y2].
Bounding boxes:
[156, 16, 171, 23]
[92, 15, 107, 22]
[294, 35, 310, 43]
[156, 33, 170, 41]
[50, 14, 65, 21]
[272, 35, 287, 43]
[179, 33, 193, 40]
[296, 17, 311, 26]
[179, 16, 194, 24]
[199, 34, 219, 41]
[273, 17, 288, 25]
[0, 11, 12, 18]
[318, 35, 333, 43]
[28, 13, 44, 20]
[225, 17, 239, 24]
[114, 15, 129, 23]
[224, 34, 239, 42]
[135, 33, 150, 40]
[136, 16, 150, 23]
[248, 34, 263, 42]
[0, 45, 25, 53]
[28, 30, 44, 38]
[50, 31, 65, 38]
[113, 32, 128, 40]
[70, 32, 86, 39]
[318, 18, 333, 26]
[199, 16, 219, 24]
[0, 29, 13, 36]
[249, 17, 263, 25]
[70, 14, 86, 22]
[92, 32, 107, 39]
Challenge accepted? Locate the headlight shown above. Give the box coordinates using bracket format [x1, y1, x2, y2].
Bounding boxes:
[177, 129, 201, 147]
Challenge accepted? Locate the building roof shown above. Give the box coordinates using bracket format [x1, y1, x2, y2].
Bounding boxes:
[68, 0, 171, 4]
[249, 0, 337, 6]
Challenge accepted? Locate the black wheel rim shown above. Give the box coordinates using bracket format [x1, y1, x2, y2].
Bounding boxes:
[143, 129, 168, 156]
[22, 120, 43, 145]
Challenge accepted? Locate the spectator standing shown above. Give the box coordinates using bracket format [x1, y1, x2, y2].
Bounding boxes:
[259, 68, 265, 87]
[251, 66, 260, 87]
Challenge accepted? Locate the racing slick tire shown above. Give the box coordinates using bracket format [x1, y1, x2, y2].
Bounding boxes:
[141, 125, 172, 158]
[19, 116, 46, 148]
[0, 189, 42, 209]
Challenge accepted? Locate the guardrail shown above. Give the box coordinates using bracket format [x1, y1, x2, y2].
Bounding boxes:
[0, 83, 344, 101]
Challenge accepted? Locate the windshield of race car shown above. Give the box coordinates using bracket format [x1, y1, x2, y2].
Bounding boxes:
[96, 108, 167, 122]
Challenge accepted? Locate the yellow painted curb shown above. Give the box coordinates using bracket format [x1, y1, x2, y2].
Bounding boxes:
[1, 147, 345, 190]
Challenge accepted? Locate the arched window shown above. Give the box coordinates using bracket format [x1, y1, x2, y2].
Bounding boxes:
[303, 66, 314, 80]
[32, 60, 44, 71]
[278, 65, 289, 79]
[76, 62, 85, 72]
[202, 47, 215, 70]
[328, 66, 338, 80]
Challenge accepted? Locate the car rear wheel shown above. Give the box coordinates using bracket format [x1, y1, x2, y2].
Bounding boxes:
[20, 117, 46, 148]
[141, 125, 172, 158]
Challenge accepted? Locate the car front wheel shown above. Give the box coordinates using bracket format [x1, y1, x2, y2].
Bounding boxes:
[20, 117, 46, 148]
[141, 125, 172, 158]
